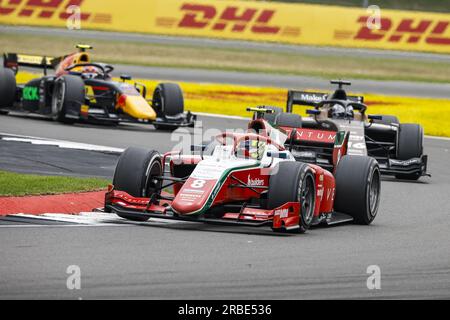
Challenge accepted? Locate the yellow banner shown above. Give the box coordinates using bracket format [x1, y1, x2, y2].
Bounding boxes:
[0, 0, 449, 53]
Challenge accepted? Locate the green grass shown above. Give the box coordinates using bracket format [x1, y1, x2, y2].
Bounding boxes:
[1, 32, 449, 84]
[267, 0, 450, 13]
[0, 170, 109, 197]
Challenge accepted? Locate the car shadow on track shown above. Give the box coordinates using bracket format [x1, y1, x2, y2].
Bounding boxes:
[4, 113, 170, 133]
[131, 218, 353, 237]
[381, 176, 430, 184]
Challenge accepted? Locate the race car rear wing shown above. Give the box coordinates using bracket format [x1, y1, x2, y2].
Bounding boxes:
[3, 53, 59, 75]
[286, 90, 364, 113]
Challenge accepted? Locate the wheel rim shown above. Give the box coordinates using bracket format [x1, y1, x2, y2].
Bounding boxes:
[298, 174, 315, 225]
[144, 159, 163, 197]
[51, 80, 65, 117]
[368, 168, 381, 216]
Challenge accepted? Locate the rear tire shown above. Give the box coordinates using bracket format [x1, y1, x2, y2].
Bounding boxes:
[334, 156, 381, 225]
[395, 123, 423, 180]
[268, 162, 316, 233]
[152, 83, 184, 131]
[372, 115, 399, 126]
[51, 75, 85, 124]
[0, 67, 16, 112]
[113, 147, 163, 221]
[275, 112, 302, 128]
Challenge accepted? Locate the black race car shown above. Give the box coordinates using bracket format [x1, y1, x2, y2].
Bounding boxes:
[0, 44, 195, 130]
[257, 80, 429, 180]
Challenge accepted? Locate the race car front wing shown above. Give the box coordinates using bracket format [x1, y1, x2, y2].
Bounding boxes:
[104, 189, 301, 230]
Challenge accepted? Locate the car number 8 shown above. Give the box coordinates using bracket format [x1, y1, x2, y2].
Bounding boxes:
[191, 179, 206, 188]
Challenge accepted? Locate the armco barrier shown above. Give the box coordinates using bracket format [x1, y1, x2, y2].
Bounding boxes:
[0, 0, 449, 53]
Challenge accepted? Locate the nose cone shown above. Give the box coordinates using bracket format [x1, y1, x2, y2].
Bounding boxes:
[121, 95, 156, 120]
[171, 178, 219, 215]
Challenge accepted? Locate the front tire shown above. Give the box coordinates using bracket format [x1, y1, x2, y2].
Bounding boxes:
[334, 156, 381, 225]
[51, 75, 85, 124]
[268, 162, 316, 233]
[113, 147, 163, 221]
[395, 123, 423, 180]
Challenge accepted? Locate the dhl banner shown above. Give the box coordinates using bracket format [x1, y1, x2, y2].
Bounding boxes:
[0, 0, 449, 53]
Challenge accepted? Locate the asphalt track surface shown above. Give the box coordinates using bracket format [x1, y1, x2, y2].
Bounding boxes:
[1, 114, 449, 299]
[1, 26, 450, 99]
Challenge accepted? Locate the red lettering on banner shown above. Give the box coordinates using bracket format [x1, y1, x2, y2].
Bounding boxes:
[426, 21, 450, 45]
[354, 16, 391, 40]
[0, 0, 22, 15]
[354, 15, 450, 46]
[177, 3, 281, 35]
[213, 7, 256, 31]
[252, 10, 280, 34]
[389, 19, 432, 43]
[178, 4, 216, 28]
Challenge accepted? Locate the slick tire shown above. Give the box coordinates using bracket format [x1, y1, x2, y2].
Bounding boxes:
[51, 75, 85, 124]
[395, 123, 423, 180]
[152, 83, 184, 131]
[268, 162, 316, 233]
[113, 147, 163, 222]
[334, 156, 381, 225]
[275, 112, 302, 128]
[0, 67, 16, 111]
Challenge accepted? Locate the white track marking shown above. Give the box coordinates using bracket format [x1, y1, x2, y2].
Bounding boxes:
[0, 133, 124, 153]
[6, 212, 184, 226]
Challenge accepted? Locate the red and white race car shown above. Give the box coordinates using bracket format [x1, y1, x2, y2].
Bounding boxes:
[105, 108, 381, 233]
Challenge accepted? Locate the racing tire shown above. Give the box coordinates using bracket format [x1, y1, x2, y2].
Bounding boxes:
[267, 162, 316, 233]
[334, 155, 381, 225]
[275, 113, 302, 128]
[395, 123, 424, 180]
[372, 115, 399, 126]
[152, 83, 184, 131]
[0, 67, 16, 112]
[51, 75, 85, 124]
[113, 147, 163, 222]
[261, 106, 282, 124]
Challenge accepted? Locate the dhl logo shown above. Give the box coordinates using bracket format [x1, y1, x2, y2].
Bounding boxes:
[0, 0, 90, 20]
[177, 3, 281, 34]
[355, 16, 450, 45]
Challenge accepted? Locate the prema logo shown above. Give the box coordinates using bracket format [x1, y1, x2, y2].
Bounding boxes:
[177, 3, 281, 35]
[355, 16, 450, 45]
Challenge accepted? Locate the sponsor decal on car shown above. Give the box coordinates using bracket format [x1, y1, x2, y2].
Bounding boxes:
[274, 208, 289, 218]
[22, 86, 39, 101]
[247, 174, 264, 187]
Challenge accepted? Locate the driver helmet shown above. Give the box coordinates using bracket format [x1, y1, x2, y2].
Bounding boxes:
[236, 140, 266, 160]
[80, 65, 99, 79]
[331, 104, 354, 119]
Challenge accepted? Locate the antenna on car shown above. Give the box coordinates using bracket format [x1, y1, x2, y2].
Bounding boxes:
[330, 80, 351, 89]
[76, 44, 93, 52]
